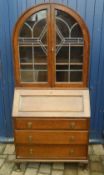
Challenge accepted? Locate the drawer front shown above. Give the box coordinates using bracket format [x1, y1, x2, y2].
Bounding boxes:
[14, 130, 88, 145]
[16, 145, 88, 159]
[14, 118, 89, 130]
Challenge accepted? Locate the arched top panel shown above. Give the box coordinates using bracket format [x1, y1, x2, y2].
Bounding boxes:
[13, 3, 90, 88]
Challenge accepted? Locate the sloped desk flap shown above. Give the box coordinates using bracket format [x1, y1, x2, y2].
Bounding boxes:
[12, 89, 90, 117]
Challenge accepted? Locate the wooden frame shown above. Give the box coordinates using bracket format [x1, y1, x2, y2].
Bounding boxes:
[13, 3, 90, 88]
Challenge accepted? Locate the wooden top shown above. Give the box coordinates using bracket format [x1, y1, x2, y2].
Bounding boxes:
[12, 89, 90, 117]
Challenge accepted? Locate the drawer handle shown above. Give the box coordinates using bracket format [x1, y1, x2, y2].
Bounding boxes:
[70, 149, 74, 154]
[27, 122, 32, 129]
[69, 122, 76, 129]
[69, 136, 75, 141]
[28, 135, 32, 143]
[29, 148, 33, 155]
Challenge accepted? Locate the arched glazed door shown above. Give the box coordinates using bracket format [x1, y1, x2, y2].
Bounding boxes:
[13, 3, 90, 88]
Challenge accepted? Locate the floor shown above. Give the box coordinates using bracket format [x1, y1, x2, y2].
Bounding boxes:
[0, 144, 104, 175]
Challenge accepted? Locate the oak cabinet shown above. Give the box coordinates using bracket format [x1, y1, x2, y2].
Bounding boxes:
[12, 3, 90, 164]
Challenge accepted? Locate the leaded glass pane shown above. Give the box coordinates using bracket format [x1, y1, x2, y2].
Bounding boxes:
[19, 10, 48, 83]
[55, 9, 84, 83]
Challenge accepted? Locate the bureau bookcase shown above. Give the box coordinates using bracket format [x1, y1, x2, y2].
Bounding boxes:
[12, 3, 90, 164]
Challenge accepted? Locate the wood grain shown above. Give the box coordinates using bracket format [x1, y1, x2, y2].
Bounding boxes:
[12, 89, 90, 117]
[14, 118, 90, 130]
[14, 130, 88, 144]
[16, 145, 88, 159]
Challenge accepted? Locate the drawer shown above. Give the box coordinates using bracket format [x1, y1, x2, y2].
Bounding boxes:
[14, 130, 89, 145]
[14, 118, 89, 130]
[16, 145, 88, 159]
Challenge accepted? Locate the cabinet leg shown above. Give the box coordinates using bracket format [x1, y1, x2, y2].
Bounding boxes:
[16, 163, 21, 171]
[79, 163, 88, 170]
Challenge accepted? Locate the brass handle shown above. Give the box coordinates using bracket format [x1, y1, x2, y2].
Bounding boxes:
[28, 135, 32, 143]
[69, 136, 75, 141]
[69, 122, 76, 129]
[27, 122, 32, 129]
[70, 149, 74, 154]
[29, 148, 33, 155]
[51, 47, 54, 52]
